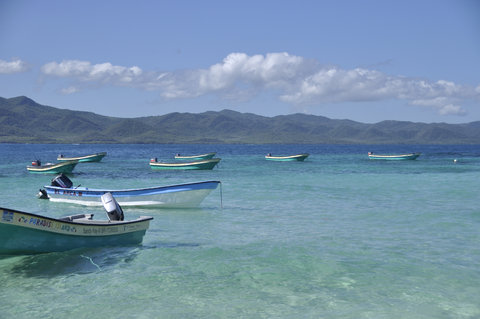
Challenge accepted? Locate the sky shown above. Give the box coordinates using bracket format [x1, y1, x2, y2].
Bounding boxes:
[0, 0, 479, 123]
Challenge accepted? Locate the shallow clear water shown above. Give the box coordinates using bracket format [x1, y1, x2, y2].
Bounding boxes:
[0, 144, 479, 318]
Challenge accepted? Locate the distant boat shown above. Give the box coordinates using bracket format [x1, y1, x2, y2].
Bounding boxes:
[367, 152, 421, 160]
[57, 152, 107, 163]
[27, 160, 78, 174]
[265, 153, 309, 161]
[39, 174, 221, 208]
[150, 158, 221, 170]
[0, 193, 153, 255]
[174, 152, 216, 160]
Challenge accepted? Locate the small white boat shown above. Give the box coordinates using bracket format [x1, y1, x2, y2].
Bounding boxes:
[150, 158, 221, 170]
[265, 153, 309, 161]
[57, 152, 107, 162]
[39, 174, 221, 208]
[27, 160, 78, 174]
[368, 152, 421, 160]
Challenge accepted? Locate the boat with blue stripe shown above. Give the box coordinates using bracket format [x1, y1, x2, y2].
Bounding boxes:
[40, 174, 220, 208]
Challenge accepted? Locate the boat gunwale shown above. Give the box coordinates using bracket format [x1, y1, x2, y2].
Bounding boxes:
[57, 152, 107, 161]
[0, 206, 153, 227]
[174, 152, 216, 159]
[265, 153, 309, 159]
[26, 160, 78, 171]
[44, 180, 221, 194]
[150, 158, 221, 167]
[368, 152, 421, 159]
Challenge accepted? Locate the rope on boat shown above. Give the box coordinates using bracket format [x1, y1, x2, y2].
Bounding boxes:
[219, 181, 223, 209]
[81, 255, 101, 271]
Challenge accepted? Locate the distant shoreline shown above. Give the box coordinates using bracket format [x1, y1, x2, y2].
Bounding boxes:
[1, 96, 479, 144]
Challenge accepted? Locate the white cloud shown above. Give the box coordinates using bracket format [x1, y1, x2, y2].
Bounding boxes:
[60, 86, 79, 95]
[439, 104, 466, 116]
[40, 53, 480, 116]
[280, 67, 395, 104]
[147, 52, 314, 99]
[0, 58, 29, 74]
[41, 60, 143, 85]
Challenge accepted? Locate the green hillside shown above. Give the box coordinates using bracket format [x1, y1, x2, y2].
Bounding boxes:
[1, 96, 479, 144]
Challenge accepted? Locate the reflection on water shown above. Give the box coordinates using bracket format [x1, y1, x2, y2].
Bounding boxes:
[1, 242, 200, 278]
[4, 246, 141, 278]
[144, 241, 200, 249]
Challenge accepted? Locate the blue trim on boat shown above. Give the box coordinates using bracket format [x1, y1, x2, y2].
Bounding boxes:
[44, 181, 221, 198]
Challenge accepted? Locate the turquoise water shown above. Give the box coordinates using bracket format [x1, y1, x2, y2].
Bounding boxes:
[0, 144, 479, 318]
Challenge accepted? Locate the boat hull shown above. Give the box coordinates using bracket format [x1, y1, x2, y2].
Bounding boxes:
[150, 158, 221, 170]
[44, 181, 220, 207]
[27, 161, 78, 174]
[265, 154, 309, 161]
[0, 208, 152, 255]
[57, 152, 107, 162]
[368, 153, 421, 160]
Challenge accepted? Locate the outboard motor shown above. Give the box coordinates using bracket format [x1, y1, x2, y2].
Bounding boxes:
[150, 157, 157, 163]
[101, 192, 124, 221]
[37, 189, 48, 199]
[51, 173, 73, 188]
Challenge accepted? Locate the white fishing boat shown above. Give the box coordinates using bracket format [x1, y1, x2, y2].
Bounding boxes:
[265, 153, 309, 161]
[150, 157, 221, 170]
[39, 174, 221, 208]
[368, 152, 421, 160]
[57, 152, 107, 162]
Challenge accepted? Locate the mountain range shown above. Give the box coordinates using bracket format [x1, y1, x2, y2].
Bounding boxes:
[1, 96, 479, 144]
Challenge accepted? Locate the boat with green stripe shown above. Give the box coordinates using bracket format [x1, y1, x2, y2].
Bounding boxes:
[0, 193, 152, 255]
[57, 152, 107, 162]
[367, 152, 421, 160]
[27, 160, 78, 174]
[265, 153, 309, 161]
[150, 158, 221, 170]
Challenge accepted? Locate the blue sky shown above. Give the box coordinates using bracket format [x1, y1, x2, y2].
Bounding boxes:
[1, 0, 479, 123]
